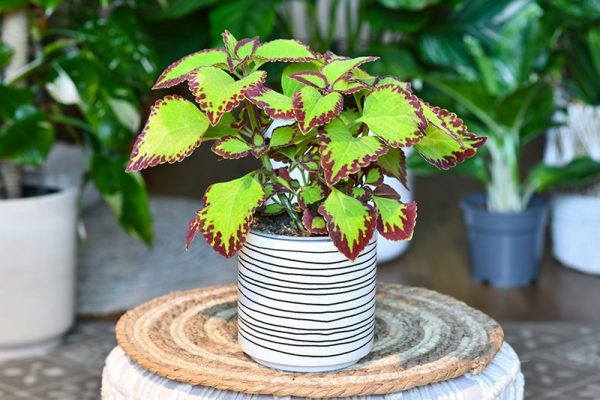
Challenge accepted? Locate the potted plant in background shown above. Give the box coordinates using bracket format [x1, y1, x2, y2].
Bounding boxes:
[409, 0, 600, 287]
[542, 14, 600, 274]
[0, 1, 154, 359]
[126, 30, 485, 371]
[409, 1, 554, 288]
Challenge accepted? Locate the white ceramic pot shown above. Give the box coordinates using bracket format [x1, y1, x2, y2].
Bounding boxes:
[0, 185, 77, 360]
[237, 231, 376, 372]
[552, 194, 600, 274]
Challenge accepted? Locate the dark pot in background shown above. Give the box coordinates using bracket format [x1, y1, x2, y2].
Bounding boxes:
[460, 194, 549, 288]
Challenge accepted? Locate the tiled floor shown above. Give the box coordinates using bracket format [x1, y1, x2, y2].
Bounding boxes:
[0, 321, 598, 399]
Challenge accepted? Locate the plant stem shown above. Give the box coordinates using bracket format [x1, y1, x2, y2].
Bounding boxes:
[243, 100, 303, 230]
[486, 136, 524, 212]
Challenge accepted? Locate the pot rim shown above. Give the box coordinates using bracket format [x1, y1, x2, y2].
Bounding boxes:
[460, 192, 548, 216]
[249, 229, 332, 242]
[0, 184, 77, 204]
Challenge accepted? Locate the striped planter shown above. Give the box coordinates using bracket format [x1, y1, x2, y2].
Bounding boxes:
[237, 230, 377, 372]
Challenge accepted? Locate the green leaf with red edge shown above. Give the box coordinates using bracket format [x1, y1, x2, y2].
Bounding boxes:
[413, 102, 486, 170]
[288, 71, 328, 89]
[153, 49, 228, 89]
[318, 188, 377, 260]
[293, 86, 343, 133]
[255, 39, 317, 62]
[269, 125, 296, 148]
[376, 147, 407, 186]
[374, 183, 401, 200]
[187, 173, 265, 257]
[246, 85, 294, 119]
[222, 30, 238, 55]
[318, 118, 388, 185]
[203, 113, 239, 141]
[320, 56, 378, 84]
[333, 79, 373, 95]
[126, 95, 209, 172]
[357, 84, 426, 148]
[235, 37, 260, 59]
[365, 166, 384, 185]
[188, 67, 266, 125]
[374, 76, 412, 91]
[212, 135, 252, 159]
[372, 196, 417, 241]
[302, 208, 328, 235]
[282, 62, 320, 96]
[298, 183, 327, 209]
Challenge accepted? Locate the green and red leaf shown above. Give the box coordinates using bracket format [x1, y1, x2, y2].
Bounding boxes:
[364, 166, 384, 185]
[318, 118, 388, 185]
[374, 76, 412, 92]
[126, 95, 209, 172]
[254, 39, 317, 62]
[293, 86, 343, 133]
[414, 102, 486, 169]
[298, 182, 327, 209]
[320, 56, 378, 84]
[373, 183, 401, 200]
[376, 147, 407, 186]
[235, 37, 260, 59]
[269, 124, 297, 148]
[188, 67, 266, 125]
[302, 208, 328, 235]
[318, 188, 377, 260]
[222, 30, 238, 55]
[373, 196, 417, 241]
[153, 49, 227, 89]
[288, 71, 328, 89]
[357, 84, 426, 148]
[212, 135, 252, 159]
[187, 173, 265, 257]
[245, 85, 294, 119]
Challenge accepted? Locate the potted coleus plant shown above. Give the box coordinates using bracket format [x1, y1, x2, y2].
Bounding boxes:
[126, 30, 485, 372]
[0, 1, 153, 359]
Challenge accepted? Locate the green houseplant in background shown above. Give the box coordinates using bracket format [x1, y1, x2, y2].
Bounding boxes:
[408, 0, 600, 287]
[125, 30, 485, 371]
[541, 1, 600, 274]
[0, 0, 154, 358]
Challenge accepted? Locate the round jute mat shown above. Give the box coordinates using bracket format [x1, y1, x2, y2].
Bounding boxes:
[116, 283, 504, 398]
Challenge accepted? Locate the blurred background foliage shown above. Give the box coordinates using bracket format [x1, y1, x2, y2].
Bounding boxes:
[1, 0, 600, 238]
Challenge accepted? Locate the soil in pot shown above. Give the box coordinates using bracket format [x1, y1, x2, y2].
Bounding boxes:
[237, 224, 377, 373]
[460, 194, 549, 288]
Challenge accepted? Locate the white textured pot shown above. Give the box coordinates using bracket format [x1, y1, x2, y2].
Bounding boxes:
[0, 185, 77, 360]
[552, 194, 600, 274]
[237, 231, 376, 372]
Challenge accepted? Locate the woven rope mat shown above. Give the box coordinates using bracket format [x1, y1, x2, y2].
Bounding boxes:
[116, 283, 504, 398]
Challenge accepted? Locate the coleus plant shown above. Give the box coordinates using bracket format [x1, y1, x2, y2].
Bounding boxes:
[126, 31, 486, 260]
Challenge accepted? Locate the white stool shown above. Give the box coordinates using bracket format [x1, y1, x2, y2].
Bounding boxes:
[102, 342, 524, 400]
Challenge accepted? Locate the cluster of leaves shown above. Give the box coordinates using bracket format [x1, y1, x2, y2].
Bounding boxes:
[0, 1, 157, 243]
[126, 31, 485, 260]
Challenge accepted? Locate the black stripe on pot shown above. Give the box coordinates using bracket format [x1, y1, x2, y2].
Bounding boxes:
[237, 269, 377, 295]
[238, 330, 372, 358]
[237, 307, 375, 333]
[237, 251, 377, 275]
[238, 279, 376, 307]
[238, 317, 375, 343]
[238, 260, 377, 287]
[237, 313, 375, 337]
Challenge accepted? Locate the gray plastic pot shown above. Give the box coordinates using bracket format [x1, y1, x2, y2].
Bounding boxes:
[460, 194, 549, 288]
